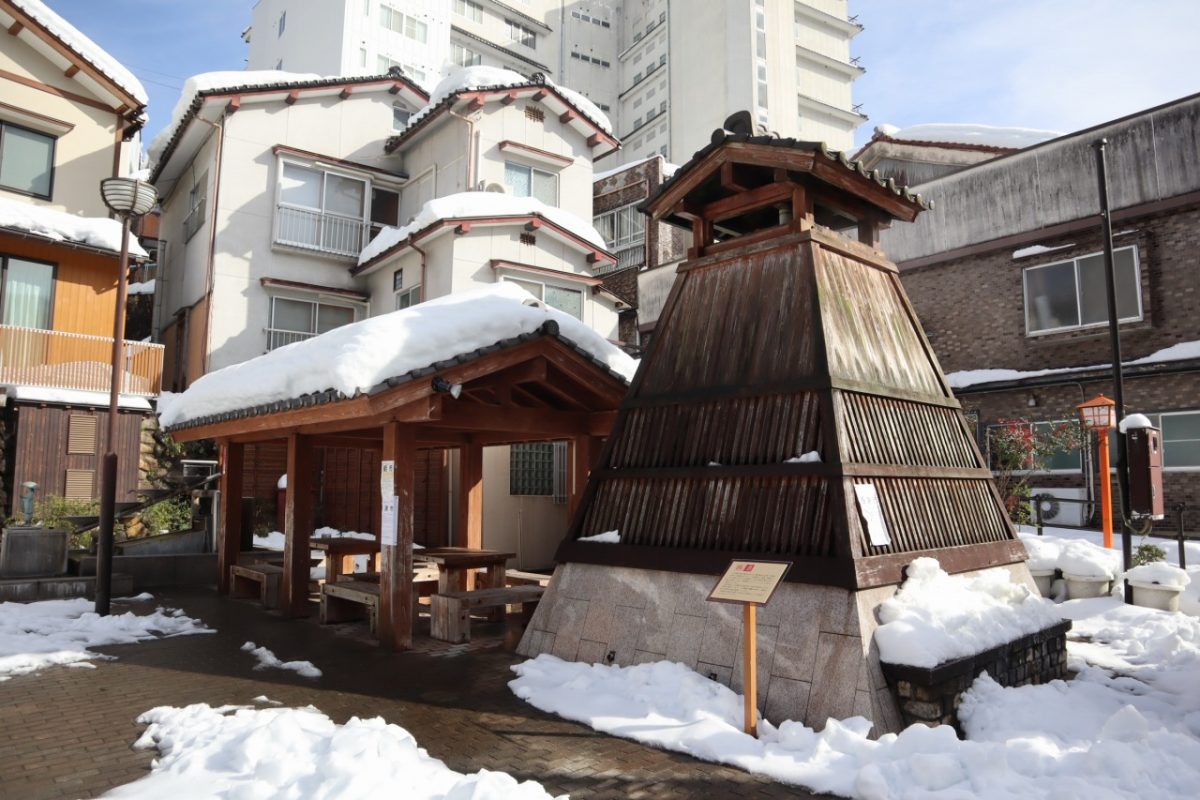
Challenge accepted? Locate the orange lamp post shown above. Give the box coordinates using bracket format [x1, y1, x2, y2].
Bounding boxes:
[1077, 395, 1117, 548]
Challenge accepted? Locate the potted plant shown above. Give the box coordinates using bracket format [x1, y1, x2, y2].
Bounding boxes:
[1058, 540, 1117, 599]
[1125, 544, 1189, 612]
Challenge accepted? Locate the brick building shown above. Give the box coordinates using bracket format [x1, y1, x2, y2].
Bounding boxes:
[882, 93, 1200, 531]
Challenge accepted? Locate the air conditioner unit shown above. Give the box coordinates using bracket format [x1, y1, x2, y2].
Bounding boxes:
[1029, 487, 1088, 527]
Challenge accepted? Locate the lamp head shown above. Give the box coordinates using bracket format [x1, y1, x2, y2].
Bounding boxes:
[100, 177, 157, 217]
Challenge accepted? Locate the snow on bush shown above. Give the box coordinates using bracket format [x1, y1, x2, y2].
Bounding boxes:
[1126, 562, 1191, 589]
[873, 558, 1062, 668]
[0, 196, 149, 257]
[1058, 539, 1119, 579]
[1018, 533, 1060, 572]
[0, 597, 211, 680]
[240, 641, 321, 679]
[102, 703, 560, 799]
[158, 283, 637, 428]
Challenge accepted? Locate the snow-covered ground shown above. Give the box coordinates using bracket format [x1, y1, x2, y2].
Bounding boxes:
[102, 703, 560, 799]
[511, 554, 1200, 800]
[240, 641, 321, 679]
[0, 596, 211, 680]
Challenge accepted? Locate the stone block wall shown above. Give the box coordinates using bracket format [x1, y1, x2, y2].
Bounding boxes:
[882, 619, 1071, 731]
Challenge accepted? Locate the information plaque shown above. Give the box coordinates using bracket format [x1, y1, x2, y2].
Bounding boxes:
[706, 560, 792, 606]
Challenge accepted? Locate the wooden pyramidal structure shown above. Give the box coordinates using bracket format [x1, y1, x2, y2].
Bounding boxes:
[520, 115, 1034, 734]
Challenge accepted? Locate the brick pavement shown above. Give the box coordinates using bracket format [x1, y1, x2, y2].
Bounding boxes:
[0, 589, 819, 799]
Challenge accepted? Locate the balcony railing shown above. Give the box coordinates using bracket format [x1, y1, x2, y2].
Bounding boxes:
[0, 325, 164, 396]
[265, 327, 315, 352]
[274, 205, 368, 259]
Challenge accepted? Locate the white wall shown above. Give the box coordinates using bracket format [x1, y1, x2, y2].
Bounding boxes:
[482, 444, 567, 570]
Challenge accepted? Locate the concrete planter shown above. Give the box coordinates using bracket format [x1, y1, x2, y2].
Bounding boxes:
[1128, 579, 1184, 612]
[1029, 568, 1056, 598]
[0, 527, 69, 578]
[1062, 572, 1112, 600]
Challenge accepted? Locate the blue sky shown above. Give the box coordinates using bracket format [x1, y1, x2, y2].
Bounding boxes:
[45, 0, 1200, 149]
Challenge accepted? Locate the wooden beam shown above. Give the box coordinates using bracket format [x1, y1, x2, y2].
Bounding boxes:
[434, 403, 589, 436]
[285, 90, 300, 105]
[7, 21, 23, 35]
[857, 216, 881, 248]
[524, 219, 542, 232]
[389, 81, 403, 94]
[456, 439, 483, 549]
[455, 222, 472, 234]
[64, 64, 79, 78]
[225, 96, 241, 114]
[559, 110, 577, 124]
[378, 421, 415, 650]
[719, 161, 749, 193]
[531, 89, 548, 101]
[587, 133, 601, 147]
[567, 434, 599, 521]
[464, 358, 548, 391]
[339, 88, 353, 99]
[701, 181, 798, 225]
[500, 91, 517, 105]
[216, 441, 244, 594]
[588, 410, 617, 436]
[281, 433, 316, 617]
[309, 434, 383, 450]
[466, 96, 485, 112]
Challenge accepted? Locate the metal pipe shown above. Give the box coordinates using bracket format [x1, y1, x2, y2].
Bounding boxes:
[1094, 138, 1134, 603]
[1176, 503, 1187, 569]
[410, 240, 428, 302]
[95, 214, 132, 616]
[448, 109, 477, 189]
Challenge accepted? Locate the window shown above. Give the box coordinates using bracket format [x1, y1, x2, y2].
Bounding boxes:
[1023, 246, 1142, 335]
[378, 55, 425, 83]
[510, 441, 568, 499]
[503, 161, 557, 205]
[391, 102, 411, 130]
[508, 20, 536, 48]
[1105, 412, 1200, 470]
[370, 187, 399, 237]
[183, 171, 207, 243]
[987, 420, 1081, 473]
[0, 121, 55, 198]
[267, 296, 356, 350]
[275, 162, 369, 257]
[393, 269, 421, 310]
[453, 0, 482, 22]
[380, 4, 427, 42]
[450, 42, 481, 67]
[278, 11, 286, 36]
[0, 255, 54, 329]
[67, 414, 97, 455]
[502, 276, 583, 319]
[594, 204, 645, 273]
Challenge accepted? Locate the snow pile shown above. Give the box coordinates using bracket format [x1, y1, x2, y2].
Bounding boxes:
[148, 71, 322, 164]
[1119, 412, 1154, 433]
[594, 154, 669, 181]
[873, 558, 1062, 668]
[511, 607, 1200, 800]
[946, 339, 1200, 388]
[785, 451, 821, 463]
[276, 473, 287, 490]
[127, 279, 155, 295]
[360, 192, 608, 265]
[159, 283, 637, 428]
[874, 122, 1061, 149]
[0, 597, 211, 680]
[1058, 539, 1119, 579]
[0, 196, 149, 257]
[1018, 533, 1060, 572]
[400, 66, 612, 139]
[240, 641, 321, 679]
[11, 0, 147, 104]
[578, 530, 619, 544]
[102, 703, 561, 799]
[1012, 242, 1074, 259]
[1126, 562, 1191, 589]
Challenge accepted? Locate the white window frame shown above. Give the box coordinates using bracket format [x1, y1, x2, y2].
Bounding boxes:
[266, 294, 361, 351]
[183, 171, 207, 243]
[273, 157, 400, 259]
[500, 275, 583, 319]
[453, 0, 483, 23]
[508, 20, 536, 49]
[503, 160, 558, 205]
[1106, 411, 1200, 472]
[393, 268, 422, 309]
[450, 42, 482, 67]
[1022, 245, 1143, 336]
[593, 202, 645, 274]
[380, 4, 427, 42]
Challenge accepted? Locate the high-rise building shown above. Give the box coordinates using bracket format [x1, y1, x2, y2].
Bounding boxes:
[244, 0, 865, 162]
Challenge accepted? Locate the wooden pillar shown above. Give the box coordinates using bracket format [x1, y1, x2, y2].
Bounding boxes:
[379, 420, 416, 650]
[857, 217, 881, 248]
[216, 440, 244, 594]
[456, 438, 483, 549]
[281, 433, 315, 617]
[567, 435, 599, 521]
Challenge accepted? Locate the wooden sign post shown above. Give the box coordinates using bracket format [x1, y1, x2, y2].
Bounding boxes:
[706, 559, 792, 737]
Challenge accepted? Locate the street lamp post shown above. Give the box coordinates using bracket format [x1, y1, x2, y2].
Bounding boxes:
[1077, 395, 1116, 549]
[96, 177, 157, 616]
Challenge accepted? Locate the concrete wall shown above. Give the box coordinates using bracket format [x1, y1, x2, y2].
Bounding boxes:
[482, 445, 567, 570]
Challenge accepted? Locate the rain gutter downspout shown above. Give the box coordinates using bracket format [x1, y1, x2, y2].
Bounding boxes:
[448, 108, 477, 189]
[410, 239, 428, 302]
[194, 112, 225, 377]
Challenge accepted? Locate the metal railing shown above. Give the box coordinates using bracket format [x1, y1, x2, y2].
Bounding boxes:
[0, 325, 163, 396]
[1031, 493, 1192, 567]
[274, 205, 367, 258]
[265, 327, 315, 351]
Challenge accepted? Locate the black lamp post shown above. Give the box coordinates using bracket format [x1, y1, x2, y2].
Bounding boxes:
[96, 177, 156, 616]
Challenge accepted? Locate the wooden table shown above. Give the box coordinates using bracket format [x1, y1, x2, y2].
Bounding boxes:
[415, 547, 515, 621]
[310, 537, 380, 584]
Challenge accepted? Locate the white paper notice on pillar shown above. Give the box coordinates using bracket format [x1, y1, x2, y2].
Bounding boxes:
[380, 460, 395, 499]
[854, 483, 892, 547]
[381, 496, 398, 546]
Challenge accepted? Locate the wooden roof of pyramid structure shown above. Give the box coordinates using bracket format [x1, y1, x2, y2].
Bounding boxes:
[557, 113, 1026, 590]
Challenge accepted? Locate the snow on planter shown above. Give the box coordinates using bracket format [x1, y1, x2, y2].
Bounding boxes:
[0, 196, 149, 257]
[158, 283, 638, 428]
[0, 597, 211, 680]
[358, 192, 609, 266]
[873, 558, 1062, 668]
[1058, 540, 1119, 580]
[103, 703, 560, 799]
[1125, 562, 1191, 589]
[1017, 533, 1060, 572]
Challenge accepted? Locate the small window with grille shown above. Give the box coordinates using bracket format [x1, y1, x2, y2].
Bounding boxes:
[67, 414, 98, 455]
[524, 105, 544, 123]
[64, 469, 95, 500]
[510, 443, 555, 495]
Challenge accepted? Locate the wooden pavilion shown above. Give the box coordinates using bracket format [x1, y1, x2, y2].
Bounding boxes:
[521, 120, 1036, 734]
[166, 320, 627, 650]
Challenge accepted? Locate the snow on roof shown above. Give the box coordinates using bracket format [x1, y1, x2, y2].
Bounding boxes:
[10, 0, 147, 105]
[398, 65, 613, 141]
[0, 195, 148, 258]
[874, 123, 1062, 149]
[147, 70, 323, 166]
[593, 154, 680, 182]
[5, 385, 152, 410]
[358, 192, 609, 267]
[158, 282, 637, 429]
[946, 339, 1200, 389]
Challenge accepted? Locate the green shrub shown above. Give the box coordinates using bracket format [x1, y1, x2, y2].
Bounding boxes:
[12, 495, 101, 549]
[138, 498, 193, 536]
[1133, 541, 1167, 566]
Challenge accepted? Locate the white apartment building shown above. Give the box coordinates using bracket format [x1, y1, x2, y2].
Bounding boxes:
[244, 0, 864, 162]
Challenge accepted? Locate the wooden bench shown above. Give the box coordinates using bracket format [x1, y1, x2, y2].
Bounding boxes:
[319, 574, 440, 634]
[506, 569, 551, 587]
[230, 563, 283, 609]
[430, 585, 546, 643]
